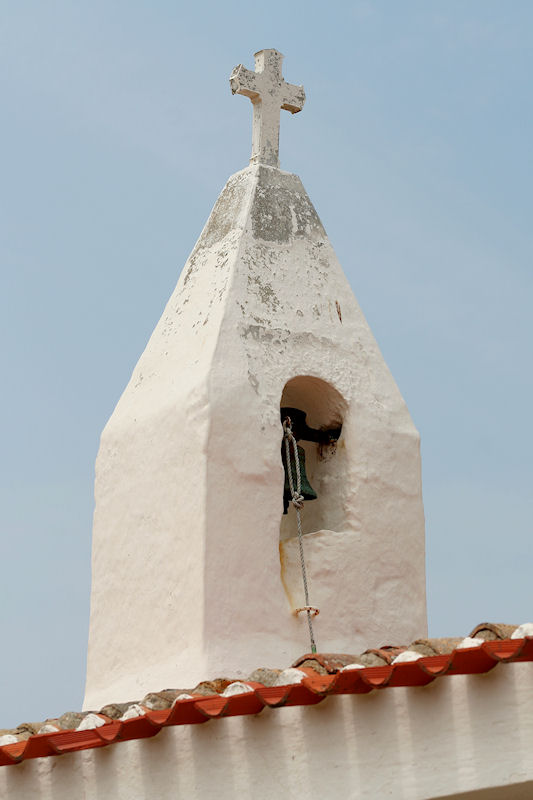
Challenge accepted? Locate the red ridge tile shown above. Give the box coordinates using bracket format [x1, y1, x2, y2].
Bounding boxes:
[146, 709, 172, 726]
[0, 742, 26, 764]
[302, 673, 337, 694]
[96, 721, 123, 744]
[1, 637, 531, 766]
[15, 733, 56, 761]
[361, 666, 393, 688]
[0, 745, 21, 766]
[324, 670, 374, 695]
[386, 662, 436, 688]
[163, 698, 211, 726]
[194, 696, 230, 718]
[484, 638, 525, 661]
[254, 684, 324, 708]
[447, 647, 497, 674]
[47, 730, 109, 754]
[513, 638, 533, 661]
[116, 715, 162, 742]
[221, 694, 265, 718]
[419, 655, 452, 676]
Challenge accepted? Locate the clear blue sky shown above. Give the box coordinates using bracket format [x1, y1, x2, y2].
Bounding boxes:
[1, 1, 531, 729]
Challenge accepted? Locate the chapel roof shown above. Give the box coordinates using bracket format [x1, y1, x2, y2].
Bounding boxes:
[1, 622, 532, 767]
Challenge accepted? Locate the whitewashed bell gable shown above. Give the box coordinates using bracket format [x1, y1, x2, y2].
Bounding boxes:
[84, 52, 426, 710]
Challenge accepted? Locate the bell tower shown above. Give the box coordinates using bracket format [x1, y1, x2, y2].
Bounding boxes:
[84, 50, 427, 710]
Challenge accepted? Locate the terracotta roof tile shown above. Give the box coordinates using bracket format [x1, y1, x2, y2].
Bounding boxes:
[469, 622, 519, 640]
[292, 653, 365, 673]
[409, 637, 463, 656]
[57, 711, 87, 730]
[191, 679, 232, 696]
[99, 703, 137, 720]
[359, 645, 407, 666]
[246, 668, 282, 686]
[141, 691, 182, 710]
[0, 723, 40, 742]
[1, 622, 531, 767]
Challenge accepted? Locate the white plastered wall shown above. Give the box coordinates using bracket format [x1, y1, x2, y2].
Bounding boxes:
[4, 664, 533, 800]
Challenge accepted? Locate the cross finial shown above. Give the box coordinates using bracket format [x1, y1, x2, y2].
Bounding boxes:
[230, 49, 305, 168]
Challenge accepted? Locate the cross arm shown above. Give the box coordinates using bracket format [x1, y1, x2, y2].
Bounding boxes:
[230, 64, 262, 102]
[281, 83, 306, 115]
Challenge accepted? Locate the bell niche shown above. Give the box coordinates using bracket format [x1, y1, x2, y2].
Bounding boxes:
[279, 376, 346, 542]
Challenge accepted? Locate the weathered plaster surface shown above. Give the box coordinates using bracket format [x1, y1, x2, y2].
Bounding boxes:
[84, 164, 426, 710]
[4, 664, 533, 799]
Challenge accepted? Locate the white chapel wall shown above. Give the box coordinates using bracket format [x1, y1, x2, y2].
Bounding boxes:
[3, 664, 533, 800]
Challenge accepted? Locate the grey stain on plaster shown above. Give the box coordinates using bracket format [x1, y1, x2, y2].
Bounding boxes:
[182, 259, 197, 287]
[243, 324, 274, 342]
[247, 274, 280, 311]
[248, 371, 259, 393]
[251, 167, 325, 243]
[242, 324, 290, 346]
[193, 174, 248, 253]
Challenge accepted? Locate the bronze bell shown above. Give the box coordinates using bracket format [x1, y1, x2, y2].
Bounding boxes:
[282, 439, 318, 515]
[280, 406, 341, 515]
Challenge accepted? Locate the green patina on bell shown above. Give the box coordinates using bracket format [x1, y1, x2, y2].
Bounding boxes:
[282, 441, 318, 514]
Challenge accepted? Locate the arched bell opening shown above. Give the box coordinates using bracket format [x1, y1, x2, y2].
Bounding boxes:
[279, 376, 347, 542]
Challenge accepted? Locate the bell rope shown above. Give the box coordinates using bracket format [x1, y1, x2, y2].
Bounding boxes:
[283, 417, 318, 654]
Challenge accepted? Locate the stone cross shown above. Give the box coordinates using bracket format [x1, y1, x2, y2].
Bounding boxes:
[230, 49, 305, 168]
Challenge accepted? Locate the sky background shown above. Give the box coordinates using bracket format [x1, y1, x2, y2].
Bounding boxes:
[1, 1, 531, 729]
